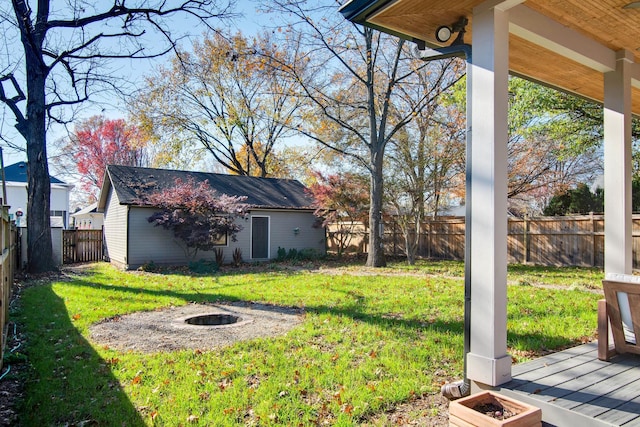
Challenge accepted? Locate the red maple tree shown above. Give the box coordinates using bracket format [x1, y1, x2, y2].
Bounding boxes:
[73, 116, 147, 200]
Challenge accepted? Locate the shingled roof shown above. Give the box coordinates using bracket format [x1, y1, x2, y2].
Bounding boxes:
[4, 161, 67, 184]
[99, 165, 315, 210]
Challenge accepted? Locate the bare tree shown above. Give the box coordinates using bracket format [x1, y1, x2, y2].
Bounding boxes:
[0, 0, 234, 272]
[386, 87, 466, 264]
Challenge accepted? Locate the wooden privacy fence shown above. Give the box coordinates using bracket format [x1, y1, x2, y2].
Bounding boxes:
[0, 205, 17, 371]
[63, 229, 104, 264]
[327, 214, 640, 269]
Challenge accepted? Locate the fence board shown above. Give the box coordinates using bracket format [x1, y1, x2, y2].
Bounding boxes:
[0, 206, 16, 372]
[63, 229, 104, 264]
[328, 214, 640, 269]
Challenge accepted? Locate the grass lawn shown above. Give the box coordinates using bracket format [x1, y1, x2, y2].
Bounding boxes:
[8, 260, 603, 426]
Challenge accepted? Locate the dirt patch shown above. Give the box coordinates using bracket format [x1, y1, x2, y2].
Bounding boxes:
[90, 301, 304, 353]
[362, 393, 450, 426]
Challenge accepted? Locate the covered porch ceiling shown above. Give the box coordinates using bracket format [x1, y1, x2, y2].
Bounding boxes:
[341, 0, 640, 115]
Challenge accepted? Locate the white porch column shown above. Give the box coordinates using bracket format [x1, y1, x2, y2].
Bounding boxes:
[604, 50, 633, 275]
[467, 4, 512, 387]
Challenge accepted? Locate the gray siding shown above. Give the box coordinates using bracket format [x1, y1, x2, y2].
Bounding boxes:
[128, 207, 195, 267]
[252, 210, 325, 260]
[120, 207, 325, 269]
[103, 189, 129, 267]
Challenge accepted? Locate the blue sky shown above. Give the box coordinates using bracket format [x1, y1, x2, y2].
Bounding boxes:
[2, 1, 267, 168]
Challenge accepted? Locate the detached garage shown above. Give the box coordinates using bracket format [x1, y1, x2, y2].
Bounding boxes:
[98, 165, 326, 270]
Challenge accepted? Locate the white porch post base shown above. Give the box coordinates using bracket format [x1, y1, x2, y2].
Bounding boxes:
[467, 352, 512, 387]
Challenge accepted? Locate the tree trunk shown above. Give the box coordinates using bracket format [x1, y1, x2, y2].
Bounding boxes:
[24, 44, 55, 273]
[366, 152, 386, 267]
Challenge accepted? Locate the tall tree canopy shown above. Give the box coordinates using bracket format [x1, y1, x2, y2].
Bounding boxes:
[133, 31, 303, 177]
[0, 0, 233, 272]
[264, 0, 463, 266]
[506, 78, 603, 213]
[447, 76, 606, 215]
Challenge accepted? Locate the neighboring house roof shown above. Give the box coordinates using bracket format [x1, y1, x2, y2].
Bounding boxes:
[98, 165, 315, 211]
[4, 161, 67, 184]
[71, 202, 98, 217]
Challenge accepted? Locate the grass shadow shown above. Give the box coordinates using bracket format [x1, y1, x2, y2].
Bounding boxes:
[61, 268, 591, 357]
[14, 283, 146, 426]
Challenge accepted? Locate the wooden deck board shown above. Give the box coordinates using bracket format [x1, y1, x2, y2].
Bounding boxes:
[518, 359, 622, 400]
[511, 344, 596, 376]
[575, 380, 640, 421]
[497, 342, 640, 426]
[551, 360, 640, 408]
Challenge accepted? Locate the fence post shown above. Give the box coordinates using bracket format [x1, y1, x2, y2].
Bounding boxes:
[393, 221, 397, 256]
[426, 219, 432, 259]
[523, 215, 529, 264]
[590, 212, 596, 268]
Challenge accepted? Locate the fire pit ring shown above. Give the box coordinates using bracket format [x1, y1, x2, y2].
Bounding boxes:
[185, 313, 241, 326]
[172, 310, 254, 329]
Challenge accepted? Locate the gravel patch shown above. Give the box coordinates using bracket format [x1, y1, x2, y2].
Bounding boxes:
[90, 301, 304, 353]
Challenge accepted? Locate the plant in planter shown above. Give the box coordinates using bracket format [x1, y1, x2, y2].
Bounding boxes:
[449, 391, 541, 426]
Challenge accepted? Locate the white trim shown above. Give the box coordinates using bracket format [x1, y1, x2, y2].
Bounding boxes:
[508, 5, 616, 73]
[250, 215, 270, 260]
[474, 0, 525, 15]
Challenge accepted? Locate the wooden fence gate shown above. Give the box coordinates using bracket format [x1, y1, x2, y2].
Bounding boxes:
[63, 229, 104, 264]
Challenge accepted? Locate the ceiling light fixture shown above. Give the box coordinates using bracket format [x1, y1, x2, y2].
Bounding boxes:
[435, 17, 469, 46]
[435, 25, 452, 43]
[623, 2, 640, 8]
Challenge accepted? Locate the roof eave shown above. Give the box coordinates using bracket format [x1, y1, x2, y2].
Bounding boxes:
[124, 203, 315, 212]
[339, 0, 418, 42]
[339, 0, 390, 23]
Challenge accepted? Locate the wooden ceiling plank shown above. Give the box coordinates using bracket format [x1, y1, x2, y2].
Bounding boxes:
[509, 5, 616, 73]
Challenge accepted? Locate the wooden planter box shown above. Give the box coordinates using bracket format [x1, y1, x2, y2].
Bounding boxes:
[449, 391, 541, 427]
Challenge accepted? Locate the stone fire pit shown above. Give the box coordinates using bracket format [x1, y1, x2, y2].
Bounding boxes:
[90, 302, 304, 353]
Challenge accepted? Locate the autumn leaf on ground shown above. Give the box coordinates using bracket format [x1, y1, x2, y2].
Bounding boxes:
[131, 376, 141, 385]
[341, 404, 354, 415]
[72, 314, 81, 320]
[218, 378, 232, 391]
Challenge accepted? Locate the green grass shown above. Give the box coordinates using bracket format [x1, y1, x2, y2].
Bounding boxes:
[9, 261, 603, 426]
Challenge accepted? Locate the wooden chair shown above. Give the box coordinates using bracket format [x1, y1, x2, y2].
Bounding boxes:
[598, 276, 640, 361]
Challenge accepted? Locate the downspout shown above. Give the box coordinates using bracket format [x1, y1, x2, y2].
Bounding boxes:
[412, 19, 472, 400]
